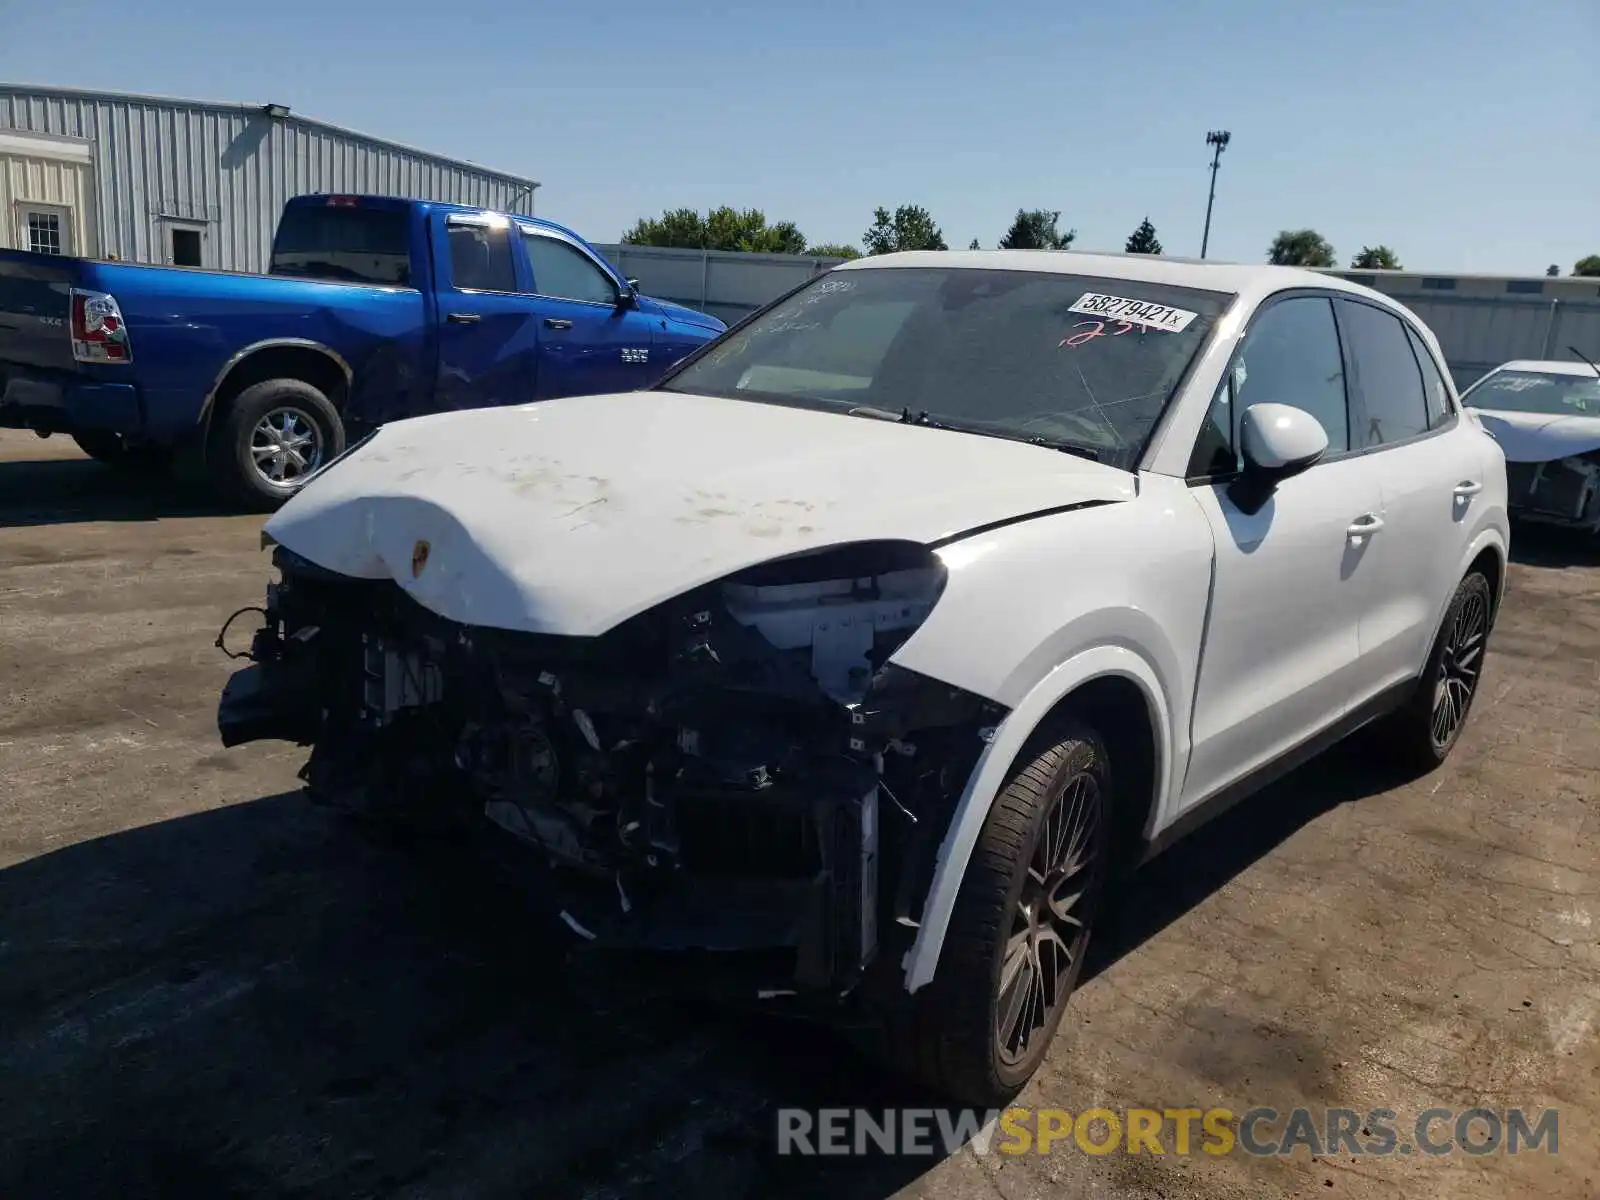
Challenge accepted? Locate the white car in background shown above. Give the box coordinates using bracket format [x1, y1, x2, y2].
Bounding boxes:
[1461, 358, 1600, 534]
[216, 250, 1510, 1107]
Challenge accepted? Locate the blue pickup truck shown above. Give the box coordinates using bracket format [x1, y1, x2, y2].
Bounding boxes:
[0, 194, 725, 507]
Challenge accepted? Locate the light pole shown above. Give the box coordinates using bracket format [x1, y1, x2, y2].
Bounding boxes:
[1200, 130, 1231, 260]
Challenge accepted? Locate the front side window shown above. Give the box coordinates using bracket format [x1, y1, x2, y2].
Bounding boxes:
[1189, 295, 1350, 476]
[523, 234, 618, 305]
[1337, 299, 1430, 448]
[661, 268, 1234, 470]
[447, 222, 516, 293]
[1461, 368, 1600, 416]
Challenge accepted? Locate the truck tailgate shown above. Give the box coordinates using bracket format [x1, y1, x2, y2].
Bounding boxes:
[0, 250, 78, 372]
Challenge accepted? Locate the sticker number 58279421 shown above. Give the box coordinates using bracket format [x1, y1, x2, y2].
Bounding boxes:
[1067, 292, 1198, 333]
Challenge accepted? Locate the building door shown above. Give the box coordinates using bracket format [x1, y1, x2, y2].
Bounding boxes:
[158, 219, 207, 267]
[17, 203, 73, 255]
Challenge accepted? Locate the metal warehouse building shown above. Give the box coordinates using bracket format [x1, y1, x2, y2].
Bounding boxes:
[0, 83, 538, 271]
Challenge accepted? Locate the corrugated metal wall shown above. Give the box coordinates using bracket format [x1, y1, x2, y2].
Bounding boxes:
[0, 86, 538, 272]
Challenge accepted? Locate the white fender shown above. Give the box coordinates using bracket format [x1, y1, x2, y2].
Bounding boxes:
[901, 644, 1173, 993]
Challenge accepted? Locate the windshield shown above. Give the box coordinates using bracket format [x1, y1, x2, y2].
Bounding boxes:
[269, 204, 412, 286]
[658, 267, 1234, 470]
[1463, 368, 1600, 416]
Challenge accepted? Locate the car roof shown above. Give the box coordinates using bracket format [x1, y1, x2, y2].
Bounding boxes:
[1487, 359, 1600, 378]
[836, 248, 1402, 309]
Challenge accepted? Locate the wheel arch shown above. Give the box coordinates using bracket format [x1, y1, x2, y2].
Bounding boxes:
[901, 645, 1171, 993]
[198, 340, 353, 438]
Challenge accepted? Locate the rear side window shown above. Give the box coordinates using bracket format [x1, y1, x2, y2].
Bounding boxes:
[270, 205, 411, 285]
[1337, 300, 1430, 448]
[1404, 324, 1454, 427]
[448, 223, 517, 293]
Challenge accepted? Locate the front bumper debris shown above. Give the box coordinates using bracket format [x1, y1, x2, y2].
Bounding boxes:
[217, 544, 1006, 1001]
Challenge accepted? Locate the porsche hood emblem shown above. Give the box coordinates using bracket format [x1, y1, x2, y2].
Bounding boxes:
[410, 540, 431, 577]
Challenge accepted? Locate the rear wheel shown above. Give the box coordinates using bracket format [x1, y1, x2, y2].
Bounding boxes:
[207, 378, 344, 511]
[1378, 571, 1493, 771]
[71, 431, 174, 473]
[879, 719, 1112, 1107]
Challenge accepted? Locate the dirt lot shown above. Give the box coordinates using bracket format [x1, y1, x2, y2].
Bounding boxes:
[1, 427, 1596, 1200]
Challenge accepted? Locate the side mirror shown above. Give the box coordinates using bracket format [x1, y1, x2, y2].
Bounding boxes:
[1227, 402, 1329, 514]
[615, 283, 638, 310]
[626, 277, 640, 290]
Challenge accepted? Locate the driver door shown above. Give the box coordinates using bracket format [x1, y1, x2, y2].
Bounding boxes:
[1178, 293, 1387, 812]
[517, 228, 660, 398]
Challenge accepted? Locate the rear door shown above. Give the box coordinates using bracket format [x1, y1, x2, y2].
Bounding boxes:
[515, 225, 658, 398]
[1332, 297, 1483, 697]
[432, 213, 542, 412]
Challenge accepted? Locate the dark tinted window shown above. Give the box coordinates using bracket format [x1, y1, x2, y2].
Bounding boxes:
[1338, 300, 1429, 447]
[664, 268, 1233, 470]
[1189, 295, 1350, 475]
[1404, 324, 1454, 427]
[270, 205, 411, 285]
[523, 233, 617, 304]
[448, 223, 516, 292]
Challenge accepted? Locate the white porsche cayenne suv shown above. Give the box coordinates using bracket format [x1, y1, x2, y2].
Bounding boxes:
[216, 249, 1509, 1107]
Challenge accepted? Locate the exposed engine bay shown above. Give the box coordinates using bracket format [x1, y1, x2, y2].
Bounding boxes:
[1506, 453, 1600, 532]
[217, 540, 1006, 1000]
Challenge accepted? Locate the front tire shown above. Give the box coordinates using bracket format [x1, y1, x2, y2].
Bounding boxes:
[208, 378, 344, 511]
[882, 719, 1113, 1107]
[1378, 571, 1493, 771]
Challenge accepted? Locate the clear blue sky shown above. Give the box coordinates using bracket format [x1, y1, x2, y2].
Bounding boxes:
[4, 0, 1595, 274]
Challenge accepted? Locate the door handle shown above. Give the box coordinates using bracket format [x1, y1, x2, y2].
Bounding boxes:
[447, 311, 481, 324]
[1453, 480, 1483, 498]
[1347, 514, 1385, 540]
[544, 318, 573, 330]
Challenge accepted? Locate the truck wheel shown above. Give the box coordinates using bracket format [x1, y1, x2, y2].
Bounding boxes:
[208, 378, 344, 511]
[881, 719, 1113, 1107]
[71, 431, 174, 474]
[1376, 571, 1493, 772]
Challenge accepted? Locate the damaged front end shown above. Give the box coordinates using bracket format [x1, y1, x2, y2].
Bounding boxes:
[1506, 452, 1600, 533]
[217, 539, 1004, 1003]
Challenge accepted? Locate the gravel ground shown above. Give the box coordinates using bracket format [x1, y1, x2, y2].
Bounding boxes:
[1, 428, 1596, 1200]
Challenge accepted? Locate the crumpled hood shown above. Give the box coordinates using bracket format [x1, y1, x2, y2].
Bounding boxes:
[1472, 408, 1600, 463]
[645, 297, 726, 332]
[264, 390, 1134, 636]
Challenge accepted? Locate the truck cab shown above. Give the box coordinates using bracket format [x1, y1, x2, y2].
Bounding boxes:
[0, 194, 725, 508]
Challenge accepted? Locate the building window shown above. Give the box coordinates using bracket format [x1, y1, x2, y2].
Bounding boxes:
[1505, 280, 1543, 295]
[26, 210, 63, 255]
[170, 227, 203, 267]
[1420, 277, 1457, 291]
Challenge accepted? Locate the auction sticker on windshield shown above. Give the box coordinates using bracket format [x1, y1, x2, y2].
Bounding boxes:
[1068, 293, 1198, 333]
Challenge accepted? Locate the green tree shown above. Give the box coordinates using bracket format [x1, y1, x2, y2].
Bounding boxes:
[863, 205, 948, 255]
[622, 206, 808, 254]
[1546, 264, 1561, 277]
[1267, 229, 1336, 267]
[1350, 245, 1402, 270]
[968, 238, 981, 250]
[1574, 255, 1600, 277]
[1124, 217, 1162, 255]
[998, 209, 1075, 250]
[807, 243, 861, 260]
